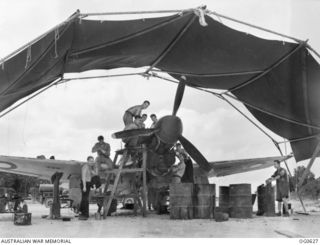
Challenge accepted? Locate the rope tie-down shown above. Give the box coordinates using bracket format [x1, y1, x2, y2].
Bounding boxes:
[193, 6, 208, 27]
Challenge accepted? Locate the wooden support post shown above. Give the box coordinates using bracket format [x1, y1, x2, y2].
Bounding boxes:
[113, 152, 119, 167]
[51, 172, 63, 219]
[298, 138, 320, 189]
[103, 151, 127, 219]
[142, 144, 147, 217]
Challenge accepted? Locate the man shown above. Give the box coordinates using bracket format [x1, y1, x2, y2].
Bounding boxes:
[123, 116, 142, 148]
[139, 114, 147, 128]
[170, 154, 186, 183]
[123, 100, 150, 126]
[92, 135, 113, 173]
[79, 156, 95, 220]
[266, 160, 290, 216]
[175, 143, 194, 183]
[150, 114, 158, 128]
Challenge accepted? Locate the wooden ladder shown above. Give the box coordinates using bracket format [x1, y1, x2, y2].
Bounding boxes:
[102, 145, 147, 219]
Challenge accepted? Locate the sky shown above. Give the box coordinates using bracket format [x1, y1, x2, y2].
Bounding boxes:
[1, 0, 320, 191]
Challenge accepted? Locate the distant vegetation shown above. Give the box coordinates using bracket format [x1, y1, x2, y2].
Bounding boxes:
[289, 166, 320, 199]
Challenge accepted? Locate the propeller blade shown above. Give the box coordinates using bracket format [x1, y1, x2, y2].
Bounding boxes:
[112, 128, 157, 139]
[178, 135, 212, 172]
[172, 79, 186, 116]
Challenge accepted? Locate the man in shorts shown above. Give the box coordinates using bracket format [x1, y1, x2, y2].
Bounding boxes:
[123, 100, 150, 126]
[266, 160, 290, 216]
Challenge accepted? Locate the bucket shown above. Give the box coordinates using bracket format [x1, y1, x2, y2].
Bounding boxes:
[169, 183, 194, 219]
[194, 184, 216, 219]
[14, 213, 32, 225]
[265, 183, 275, 216]
[218, 186, 229, 214]
[229, 184, 252, 218]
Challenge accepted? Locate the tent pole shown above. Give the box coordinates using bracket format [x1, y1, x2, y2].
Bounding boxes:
[298, 137, 320, 189]
[150, 68, 263, 77]
[80, 9, 189, 17]
[225, 42, 305, 94]
[278, 134, 320, 145]
[220, 95, 278, 144]
[145, 15, 196, 74]
[306, 44, 320, 60]
[60, 72, 145, 82]
[223, 93, 320, 131]
[207, 10, 304, 44]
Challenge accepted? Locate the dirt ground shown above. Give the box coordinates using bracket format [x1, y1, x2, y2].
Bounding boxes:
[0, 200, 320, 238]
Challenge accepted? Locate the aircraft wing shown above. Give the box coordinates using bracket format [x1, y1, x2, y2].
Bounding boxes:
[210, 155, 292, 177]
[193, 155, 292, 178]
[0, 155, 82, 181]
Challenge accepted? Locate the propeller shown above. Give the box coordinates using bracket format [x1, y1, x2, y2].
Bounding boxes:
[172, 79, 186, 116]
[178, 135, 211, 172]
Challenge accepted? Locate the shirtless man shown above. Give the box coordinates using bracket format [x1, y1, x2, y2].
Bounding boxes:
[140, 114, 147, 128]
[123, 100, 150, 126]
[123, 116, 142, 148]
[150, 114, 158, 128]
[79, 156, 95, 220]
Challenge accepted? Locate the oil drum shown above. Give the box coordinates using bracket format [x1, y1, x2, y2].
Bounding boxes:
[218, 186, 229, 214]
[256, 184, 265, 216]
[194, 184, 216, 219]
[229, 184, 252, 218]
[264, 183, 275, 216]
[169, 183, 194, 219]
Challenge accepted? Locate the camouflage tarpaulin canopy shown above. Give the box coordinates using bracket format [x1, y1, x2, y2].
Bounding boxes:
[1, 7, 320, 162]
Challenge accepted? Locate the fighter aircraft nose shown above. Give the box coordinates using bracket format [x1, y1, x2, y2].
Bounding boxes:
[156, 115, 183, 144]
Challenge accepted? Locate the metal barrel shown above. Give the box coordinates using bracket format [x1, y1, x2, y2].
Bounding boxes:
[218, 186, 230, 214]
[264, 183, 275, 216]
[229, 184, 252, 218]
[256, 184, 266, 216]
[169, 183, 194, 219]
[194, 184, 216, 219]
